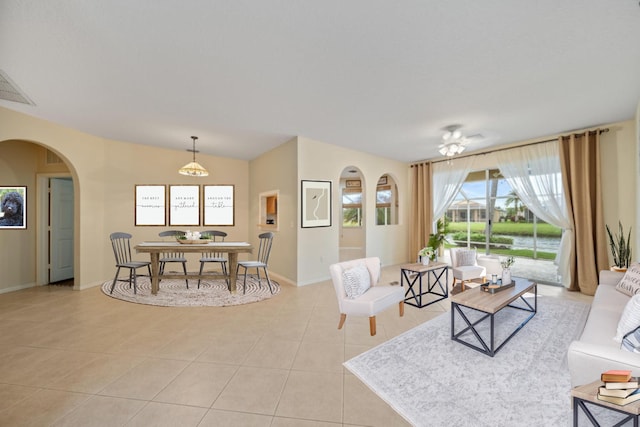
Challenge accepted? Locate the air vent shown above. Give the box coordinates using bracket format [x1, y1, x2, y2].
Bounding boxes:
[46, 149, 63, 165]
[0, 69, 35, 105]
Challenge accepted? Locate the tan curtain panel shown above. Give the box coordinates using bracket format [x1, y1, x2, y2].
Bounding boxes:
[410, 162, 432, 261]
[559, 130, 609, 295]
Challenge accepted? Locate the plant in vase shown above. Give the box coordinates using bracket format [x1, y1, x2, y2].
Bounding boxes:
[500, 255, 515, 285]
[606, 221, 632, 272]
[418, 247, 436, 265]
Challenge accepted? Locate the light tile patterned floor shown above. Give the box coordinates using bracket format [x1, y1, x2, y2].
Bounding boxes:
[0, 265, 591, 426]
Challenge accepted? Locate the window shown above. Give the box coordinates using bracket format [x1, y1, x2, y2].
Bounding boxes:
[376, 186, 392, 225]
[342, 188, 362, 227]
[375, 174, 398, 225]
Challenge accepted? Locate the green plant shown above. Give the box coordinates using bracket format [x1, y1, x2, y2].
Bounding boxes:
[428, 218, 449, 251]
[606, 221, 632, 268]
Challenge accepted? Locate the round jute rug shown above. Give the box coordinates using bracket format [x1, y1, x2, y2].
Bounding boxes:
[101, 276, 280, 307]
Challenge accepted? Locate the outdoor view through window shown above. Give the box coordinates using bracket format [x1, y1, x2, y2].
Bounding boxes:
[447, 169, 562, 285]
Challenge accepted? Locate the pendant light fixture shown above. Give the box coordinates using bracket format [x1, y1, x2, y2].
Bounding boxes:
[178, 136, 209, 177]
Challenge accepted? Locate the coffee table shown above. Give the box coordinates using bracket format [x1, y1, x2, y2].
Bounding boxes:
[450, 278, 537, 356]
[572, 380, 640, 426]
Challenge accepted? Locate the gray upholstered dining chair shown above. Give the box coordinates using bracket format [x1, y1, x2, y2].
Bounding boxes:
[109, 232, 151, 294]
[198, 230, 229, 289]
[236, 232, 274, 294]
[158, 230, 189, 288]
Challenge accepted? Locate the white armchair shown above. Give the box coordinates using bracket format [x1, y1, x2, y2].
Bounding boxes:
[329, 257, 405, 336]
[450, 248, 486, 291]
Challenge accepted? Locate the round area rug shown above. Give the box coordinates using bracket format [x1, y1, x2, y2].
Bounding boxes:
[101, 276, 280, 307]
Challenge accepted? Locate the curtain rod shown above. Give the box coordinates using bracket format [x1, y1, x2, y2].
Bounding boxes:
[414, 128, 609, 166]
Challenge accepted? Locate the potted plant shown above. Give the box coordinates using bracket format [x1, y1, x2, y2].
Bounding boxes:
[428, 217, 450, 257]
[606, 221, 632, 272]
[418, 246, 436, 265]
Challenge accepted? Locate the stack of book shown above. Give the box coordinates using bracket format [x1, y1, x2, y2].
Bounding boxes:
[597, 370, 640, 405]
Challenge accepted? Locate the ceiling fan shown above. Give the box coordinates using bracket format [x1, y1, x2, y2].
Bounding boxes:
[438, 125, 482, 157]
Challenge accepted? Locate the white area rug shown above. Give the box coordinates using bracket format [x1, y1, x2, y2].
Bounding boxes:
[344, 296, 591, 427]
[101, 276, 280, 307]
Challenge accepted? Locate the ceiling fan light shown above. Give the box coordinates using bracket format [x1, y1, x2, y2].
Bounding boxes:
[442, 131, 452, 141]
[452, 130, 462, 140]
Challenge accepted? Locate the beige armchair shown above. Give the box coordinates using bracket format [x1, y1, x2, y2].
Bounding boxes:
[450, 248, 486, 291]
[329, 257, 404, 336]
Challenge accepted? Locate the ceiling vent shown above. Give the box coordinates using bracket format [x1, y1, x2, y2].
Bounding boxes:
[0, 69, 35, 105]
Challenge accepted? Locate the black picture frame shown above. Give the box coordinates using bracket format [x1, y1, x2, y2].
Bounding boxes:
[301, 180, 332, 228]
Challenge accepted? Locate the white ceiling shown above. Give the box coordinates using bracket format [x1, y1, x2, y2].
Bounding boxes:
[1, 1, 639, 162]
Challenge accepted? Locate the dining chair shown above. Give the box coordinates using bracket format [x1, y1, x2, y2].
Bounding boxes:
[198, 230, 229, 289]
[109, 232, 151, 294]
[236, 232, 274, 294]
[329, 257, 404, 336]
[158, 230, 189, 288]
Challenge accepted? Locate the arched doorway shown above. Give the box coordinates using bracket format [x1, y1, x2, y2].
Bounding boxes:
[339, 166, 366, 261]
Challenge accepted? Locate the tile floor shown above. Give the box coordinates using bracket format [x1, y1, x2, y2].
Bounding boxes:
[0, 265, 592, 426]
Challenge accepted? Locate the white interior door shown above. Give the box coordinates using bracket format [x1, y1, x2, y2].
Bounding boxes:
[50, 178, 74, 282]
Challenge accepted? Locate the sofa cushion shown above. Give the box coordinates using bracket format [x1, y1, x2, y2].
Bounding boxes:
[616, 263, 640, 296]
[622, 327, 640, 353]
[615, 294, 640, 343]
[580, 283, 630, 346]
[343, 263, 371, 299]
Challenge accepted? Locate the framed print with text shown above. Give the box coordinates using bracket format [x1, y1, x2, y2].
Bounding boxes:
[135, 185, 166, 226]
[0, 186, 27, 229]
[301, 180, 331, 228]
[203, 185, 235, 226]
[169, 185, 200, 226]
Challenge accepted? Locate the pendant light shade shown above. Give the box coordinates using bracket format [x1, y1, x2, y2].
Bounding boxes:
[178, 136, 209, 177]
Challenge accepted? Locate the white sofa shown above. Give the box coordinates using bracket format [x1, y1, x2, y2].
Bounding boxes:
[567, 270, 640, 386]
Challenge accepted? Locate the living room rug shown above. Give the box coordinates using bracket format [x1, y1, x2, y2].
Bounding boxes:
[101, 276, 280, 307]
[344, 296, 591, 427]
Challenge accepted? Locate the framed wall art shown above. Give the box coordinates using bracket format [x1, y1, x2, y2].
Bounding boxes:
[0, 186, 26, 229]
[135, 185, 166, 226]
[301, 180, 331, 228]
[203, 184, 235, 226]
[169, 185, 200, 226]
[345, 179, 361, 188]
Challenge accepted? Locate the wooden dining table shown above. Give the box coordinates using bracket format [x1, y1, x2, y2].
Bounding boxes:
[134, 241, 253, 294]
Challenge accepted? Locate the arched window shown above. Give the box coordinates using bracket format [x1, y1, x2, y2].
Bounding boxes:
[376, 174, 398, 225]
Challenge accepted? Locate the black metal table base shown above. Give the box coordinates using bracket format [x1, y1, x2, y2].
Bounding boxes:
[574, 396, 639, 427]
[401, 266, 448, 308]
[450, 291, 536, 357]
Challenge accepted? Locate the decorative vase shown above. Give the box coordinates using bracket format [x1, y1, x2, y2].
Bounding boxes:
[501, 268, 511, 285]
[422, 257, 429, 266]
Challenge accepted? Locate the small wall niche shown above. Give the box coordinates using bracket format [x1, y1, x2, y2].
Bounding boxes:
[259, 190, 279, 230]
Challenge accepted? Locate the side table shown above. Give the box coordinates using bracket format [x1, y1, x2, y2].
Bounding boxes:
[572, 380, 640, 426]
[400, 262, 448, 308]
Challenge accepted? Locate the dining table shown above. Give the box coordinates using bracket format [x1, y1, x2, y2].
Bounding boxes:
[134, 241, 253, 294]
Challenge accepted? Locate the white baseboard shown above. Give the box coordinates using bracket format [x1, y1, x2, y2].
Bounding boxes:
[0, 281, 37, 294]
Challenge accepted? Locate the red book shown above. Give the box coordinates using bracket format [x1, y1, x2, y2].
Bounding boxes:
[601, 370, 633, 382]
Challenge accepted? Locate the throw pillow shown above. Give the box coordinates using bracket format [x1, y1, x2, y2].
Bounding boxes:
[616, 263, 640, 296]
[622, 326, 640, 353]
[342, 263, 371, 299]
[615, 294, 640, 343]
[457, 250, 477, 267]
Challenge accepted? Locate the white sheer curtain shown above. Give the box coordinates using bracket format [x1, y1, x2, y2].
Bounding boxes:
[495, 141, 574, 288]
[432, 156, 475, 232]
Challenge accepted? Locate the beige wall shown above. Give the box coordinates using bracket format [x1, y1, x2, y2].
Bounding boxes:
[0, 107, 250, 292]
[600, 120, 637, 265]
[249, 138, 298, 285]
[296, 137, 410, 285]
